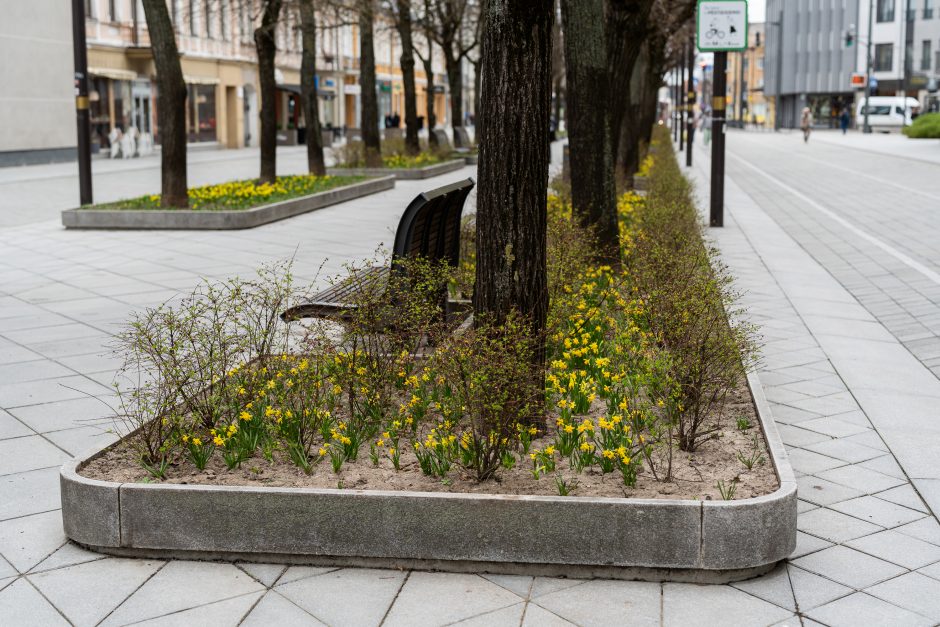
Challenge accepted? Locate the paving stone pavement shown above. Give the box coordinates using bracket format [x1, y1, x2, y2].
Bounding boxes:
[0, 136, 937, 625]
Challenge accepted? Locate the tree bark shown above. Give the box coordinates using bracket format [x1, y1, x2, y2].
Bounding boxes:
[475, 0, 553, 399]
[359, 0, 382, 167]
[255, 0, 282, 184]
[561, 0, 618, 263]
[420, 40, 438, 147]
[141, 0, 187, 207]
[300, 0, 326, 175]
[395, 0, 420, 155]
[606, 0, 654, 177]
[443, 50, 464, 144]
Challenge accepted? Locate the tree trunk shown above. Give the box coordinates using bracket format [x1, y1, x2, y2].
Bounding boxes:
[300, 0, 326, 175]
[420, 38, 438, 148]
[141, 0, 187, 207]
[617, 47, 647, 186]
[359, 1, 382, 167]
[255, 0, 282, 184]
[395, 0, 420, 155]
[475, 0, 553, 404]
[561, 0, 618, 263]
[606, 0, 654, 177]
[444, 50, 464, 145]
[472, 58, 481, 126]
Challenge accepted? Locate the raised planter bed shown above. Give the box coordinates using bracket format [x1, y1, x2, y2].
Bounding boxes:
[60, 371, 796, 583]
[327, 159, 466, 180]
[61, 176, 395, 230]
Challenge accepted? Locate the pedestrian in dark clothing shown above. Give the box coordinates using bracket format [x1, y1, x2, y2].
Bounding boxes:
[840, 109, 850, 134]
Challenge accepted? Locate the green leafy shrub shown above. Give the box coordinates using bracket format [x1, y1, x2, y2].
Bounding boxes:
[903, 113, 940, 138]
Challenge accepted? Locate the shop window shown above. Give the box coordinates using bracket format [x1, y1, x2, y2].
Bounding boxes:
[187, 84, 217, 142]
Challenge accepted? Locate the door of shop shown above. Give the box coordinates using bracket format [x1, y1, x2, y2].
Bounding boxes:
[131, 81, 152, 133]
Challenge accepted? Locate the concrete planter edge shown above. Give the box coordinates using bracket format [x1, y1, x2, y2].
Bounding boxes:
[61, 176, 396, 230]
[60, 371, 795, 582]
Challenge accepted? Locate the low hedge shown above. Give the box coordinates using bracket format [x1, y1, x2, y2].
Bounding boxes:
[903, 113, 940, 138]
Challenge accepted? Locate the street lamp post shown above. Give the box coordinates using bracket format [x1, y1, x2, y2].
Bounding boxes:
[71, 0, 93, 205]
[864, 0, 874, 133]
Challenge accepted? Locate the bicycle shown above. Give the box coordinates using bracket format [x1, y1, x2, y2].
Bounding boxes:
[705, 28, 725, 39]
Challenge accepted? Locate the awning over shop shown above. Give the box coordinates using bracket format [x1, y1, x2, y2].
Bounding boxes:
[184, 75, 221, 85]
[88, 67, 138, 81]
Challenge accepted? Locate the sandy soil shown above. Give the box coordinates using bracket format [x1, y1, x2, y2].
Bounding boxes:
[83, 379, 778, 501]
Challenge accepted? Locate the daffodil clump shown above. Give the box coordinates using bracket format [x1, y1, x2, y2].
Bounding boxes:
[382, 152, 440, 169]
[92, 174, 364, 211]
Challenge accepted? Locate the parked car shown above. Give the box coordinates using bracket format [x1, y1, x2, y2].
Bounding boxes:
[855, 97, 922, 131]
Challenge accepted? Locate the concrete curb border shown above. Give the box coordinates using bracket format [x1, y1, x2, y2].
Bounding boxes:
[327, 159, 466, 180]
[61, 176, 395, 230]
[60, 372, 795, 582]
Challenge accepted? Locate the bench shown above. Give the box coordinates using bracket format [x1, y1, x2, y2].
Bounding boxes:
[281, 177, 475, 323]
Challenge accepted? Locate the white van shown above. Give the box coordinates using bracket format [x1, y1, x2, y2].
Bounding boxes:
[855, 97, 922, 131]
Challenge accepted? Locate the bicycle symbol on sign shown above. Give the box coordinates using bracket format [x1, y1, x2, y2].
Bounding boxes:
[705, 20, 725, 39]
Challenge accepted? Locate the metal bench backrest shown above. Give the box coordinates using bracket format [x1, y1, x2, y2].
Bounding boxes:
[393, 178, 474, 269]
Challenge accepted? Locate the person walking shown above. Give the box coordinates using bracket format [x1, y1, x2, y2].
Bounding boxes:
[700, 107, 713, 146]
[800, 107, 813, 143]
[840, 108, 850, 134]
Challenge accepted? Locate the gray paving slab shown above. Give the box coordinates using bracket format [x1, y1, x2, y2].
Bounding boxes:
[29, 557, 164, 627]
[275, 568, 406, 627]
[0, 467, 61, 521]
[99, 561, 263, 626]
[865, 572, 940, 622]
[662, 583, 792, 627]
[806, 592, 934, 627]
[0, 436, 71, 477]
[0, 578, 70, 627]
[132, 591, 263, 626]
[534, 580, 662, 627]
[847, 529, 940, 570]
[384, 572, 521, 627]
[791, 545, 907, 590]
[241, 591, 326, 626]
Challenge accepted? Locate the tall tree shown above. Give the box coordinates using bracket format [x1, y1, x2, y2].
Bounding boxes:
[394, 0, 421, 154]
[141, 0, 187, 207]
[474, 0, 553, 392]
[300, 0, 327, 175]
[605, 0, 655, 179]
[359, 0, 383, 167]
[561, 0, 618, 263]
[255, 0, 283, 184]
[424, 0, 480, 146]
[414, 2, 438, 147]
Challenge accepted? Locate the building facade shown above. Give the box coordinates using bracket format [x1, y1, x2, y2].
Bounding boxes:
[764, 0, 860, 129]
[0, 0, 75, 166]
[727, 23, 767, 126]
[2, 0, 469, 165]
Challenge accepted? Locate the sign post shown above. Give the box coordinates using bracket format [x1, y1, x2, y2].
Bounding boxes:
[697, 0, 747, 228]
[71, 0, 93, 206]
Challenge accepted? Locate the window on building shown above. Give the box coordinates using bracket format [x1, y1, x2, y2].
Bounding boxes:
[205, 0, 213, 38]
[187, 84, 217, 142]
[924, 40, 933, 70]
[877, 0, 895, 22]
[84, 0, 95, 18]
[189, 0, 197, 36]
[220, 2, 228, 40]
[874, 43, 894, 70]
[926, 0, 935, 19]
[108, 0, 117, 21]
